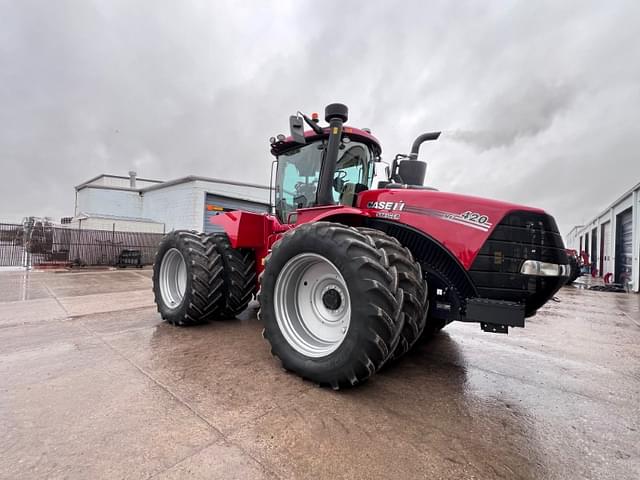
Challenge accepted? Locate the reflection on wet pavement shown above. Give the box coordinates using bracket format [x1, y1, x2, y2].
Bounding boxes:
[0, 269, 638, 479]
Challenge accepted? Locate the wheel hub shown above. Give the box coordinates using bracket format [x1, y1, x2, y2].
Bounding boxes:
[322, 288, 342, 310]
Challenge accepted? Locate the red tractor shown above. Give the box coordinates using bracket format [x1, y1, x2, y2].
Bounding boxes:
[152, 103, 569, 389]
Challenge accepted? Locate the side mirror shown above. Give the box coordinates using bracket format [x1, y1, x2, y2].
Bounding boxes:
[289, 116, 306, 144]
[390, 158, 399, 182]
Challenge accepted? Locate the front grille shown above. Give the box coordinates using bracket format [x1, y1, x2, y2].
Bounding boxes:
[469, 211, 568, 316]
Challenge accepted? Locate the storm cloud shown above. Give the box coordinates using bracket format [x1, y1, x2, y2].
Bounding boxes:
[1, 0, 639, 235]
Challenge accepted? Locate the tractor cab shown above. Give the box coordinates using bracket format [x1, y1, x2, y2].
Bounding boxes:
[269, 104, 441, 224]
[270, 123, 382, 223]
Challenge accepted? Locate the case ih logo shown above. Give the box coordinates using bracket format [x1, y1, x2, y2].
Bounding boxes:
[366, 201, 406, 211]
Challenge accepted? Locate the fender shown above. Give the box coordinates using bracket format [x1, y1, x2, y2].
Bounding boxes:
[294, 204, 370, 225]
[208, 211, 288, 249]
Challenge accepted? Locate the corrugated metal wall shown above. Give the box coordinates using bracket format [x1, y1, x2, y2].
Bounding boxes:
[567, 184, 638, 291]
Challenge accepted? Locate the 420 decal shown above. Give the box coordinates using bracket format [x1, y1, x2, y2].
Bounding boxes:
[459, 211, 491, 227]
[365, 202, 492, 231]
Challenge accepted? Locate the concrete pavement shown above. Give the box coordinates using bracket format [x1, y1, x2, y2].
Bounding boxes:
[0, 269, 638, 479]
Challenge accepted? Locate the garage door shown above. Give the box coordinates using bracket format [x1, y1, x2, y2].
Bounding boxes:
[615, 209, 633, 284]
[203, 194, 270, 234]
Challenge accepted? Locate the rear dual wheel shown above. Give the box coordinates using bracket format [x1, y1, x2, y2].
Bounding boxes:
[153, 230, 225, 326]
[207, 233, 257, 317]
[152, 231, 256, 325]
[260, 222, 412, 389]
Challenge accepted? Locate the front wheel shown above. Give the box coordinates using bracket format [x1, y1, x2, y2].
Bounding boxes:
[259, 222, 404, 389]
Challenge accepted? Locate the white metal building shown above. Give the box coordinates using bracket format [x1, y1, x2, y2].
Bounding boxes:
[564, 181, 639, 292]
[73, 172, 271, 234]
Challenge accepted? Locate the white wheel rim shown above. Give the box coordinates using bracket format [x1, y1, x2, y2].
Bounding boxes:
[274, 253, 351, 358]
[159, 248, 187, 309]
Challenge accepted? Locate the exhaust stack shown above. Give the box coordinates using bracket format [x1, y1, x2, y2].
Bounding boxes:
[392, 132, 441, 186]
[316, 103, 348, 206]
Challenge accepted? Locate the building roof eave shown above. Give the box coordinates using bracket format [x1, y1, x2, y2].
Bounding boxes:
[74, 212, 163, 223]
[74, 173, 164, 190]
[573, 180, 640, 235]
[140, 175, 270, 192]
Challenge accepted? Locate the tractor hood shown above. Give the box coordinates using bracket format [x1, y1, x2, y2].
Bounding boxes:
[357, 188, 552, 270]
[359, 188, 546, 226]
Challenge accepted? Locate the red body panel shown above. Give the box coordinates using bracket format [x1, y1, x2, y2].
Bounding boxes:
[208, 211, 289, 275]
[210, 189, 546, 272]
[356, 189, 544, 269]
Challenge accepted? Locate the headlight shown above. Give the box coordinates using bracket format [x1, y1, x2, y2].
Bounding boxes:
[521, 260, 570, 276]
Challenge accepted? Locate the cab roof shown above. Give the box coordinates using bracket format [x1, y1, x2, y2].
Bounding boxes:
[270, 126, 382, 156]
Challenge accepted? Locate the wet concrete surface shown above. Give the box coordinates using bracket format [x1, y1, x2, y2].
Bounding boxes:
[0, 269, 638, 479]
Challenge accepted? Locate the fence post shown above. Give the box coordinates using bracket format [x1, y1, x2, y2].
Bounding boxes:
[112, 223, 116, 266]
[77, 219, 82, 265]
[25, 221, 31, 269]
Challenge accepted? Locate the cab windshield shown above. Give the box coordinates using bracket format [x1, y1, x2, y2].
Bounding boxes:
[275, 140, 374, 223]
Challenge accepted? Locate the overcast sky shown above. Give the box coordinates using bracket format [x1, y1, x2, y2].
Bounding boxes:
[1, 0, 638, 236]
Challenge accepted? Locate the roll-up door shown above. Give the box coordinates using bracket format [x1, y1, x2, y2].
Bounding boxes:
[615, 209, 633, 284]
[203, 194, 270, 234]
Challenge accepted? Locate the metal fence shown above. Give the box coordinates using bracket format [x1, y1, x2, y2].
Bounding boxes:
[0, 222, 164, 268]
[0, 223, 26, 266]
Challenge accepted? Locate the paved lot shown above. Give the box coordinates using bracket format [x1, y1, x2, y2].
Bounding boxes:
[0, 269, 639, 479]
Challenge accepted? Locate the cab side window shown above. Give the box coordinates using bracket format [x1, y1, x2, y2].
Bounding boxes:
[275, 143, 323, 222]
[332, 145, 368, 202]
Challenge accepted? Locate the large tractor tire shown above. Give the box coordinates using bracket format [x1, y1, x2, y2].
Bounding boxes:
[153, 230, 224, 326]
[357, 227, 428, 360]
[205, 233, 257, 318]
[259, 222, 404, 389]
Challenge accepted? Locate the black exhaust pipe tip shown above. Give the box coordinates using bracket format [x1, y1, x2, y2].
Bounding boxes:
[325, 103, 348, 123]
[410, 131, 441, 158]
